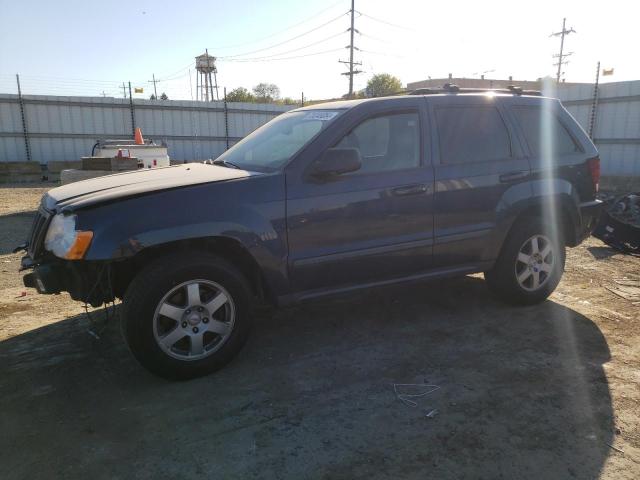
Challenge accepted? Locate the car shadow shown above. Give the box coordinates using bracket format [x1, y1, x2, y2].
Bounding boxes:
[0, 211, 34, 255]
[587, 245, 621, 260]
[0, 276, 614, 479]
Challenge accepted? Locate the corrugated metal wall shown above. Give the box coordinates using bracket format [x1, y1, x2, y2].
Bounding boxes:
[558, 80, 640, 176]
[0, 94, 295, 163]
[2, 83, 639, 176]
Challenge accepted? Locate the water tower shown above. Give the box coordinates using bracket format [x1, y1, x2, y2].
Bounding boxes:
[195, 50, 219, 101]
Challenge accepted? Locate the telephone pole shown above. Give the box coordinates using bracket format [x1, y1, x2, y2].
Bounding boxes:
[340, 0, 362, 98]
[120, 82, 127, 98]
[551, 17, 576, 83]
[149, 73, 158, 99]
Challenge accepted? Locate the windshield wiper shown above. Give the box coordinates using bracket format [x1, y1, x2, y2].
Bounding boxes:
[212, 159, 240, 169]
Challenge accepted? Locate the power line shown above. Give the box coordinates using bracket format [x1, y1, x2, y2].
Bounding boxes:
[356, 11, 416, 31]
[207, 0, 345, 50]
[156, 62, 195, 81]
[218, 11, 348, 59]
[219, 47, 344, 63]
[221, 31, 345, 62]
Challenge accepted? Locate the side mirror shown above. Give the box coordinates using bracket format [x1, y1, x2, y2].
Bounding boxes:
[311, 148, 362, 178]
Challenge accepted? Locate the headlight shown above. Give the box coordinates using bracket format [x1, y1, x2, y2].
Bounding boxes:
[44, 213, 93, 259]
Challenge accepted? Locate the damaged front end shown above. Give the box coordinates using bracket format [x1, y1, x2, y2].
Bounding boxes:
[18, 200, 114, 307]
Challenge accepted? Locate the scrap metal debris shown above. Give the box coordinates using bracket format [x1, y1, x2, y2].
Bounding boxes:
[593, 192, 640, 255]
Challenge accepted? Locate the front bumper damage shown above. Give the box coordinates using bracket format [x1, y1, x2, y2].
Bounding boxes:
[21, 255, 113, 306]
[22, 256, 66, 294]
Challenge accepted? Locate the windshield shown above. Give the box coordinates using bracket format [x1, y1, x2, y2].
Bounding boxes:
[215, 110, 343, 172]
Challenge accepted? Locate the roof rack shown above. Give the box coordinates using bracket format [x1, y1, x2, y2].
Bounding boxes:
[408, 83, 541, 96]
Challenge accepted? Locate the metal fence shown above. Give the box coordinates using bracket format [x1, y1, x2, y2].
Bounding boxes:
[558, 80, 640, 176]
[2, 81, 639, 176]
[0, 94, 295, 164]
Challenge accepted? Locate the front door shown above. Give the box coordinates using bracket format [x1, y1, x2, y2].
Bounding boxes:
[286, 100, 434, 294]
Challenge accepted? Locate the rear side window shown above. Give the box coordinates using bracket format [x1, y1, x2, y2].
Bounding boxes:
[512, 106, 580, 156]
[435, 106, 511, 164]
[335, 112, 419, 173]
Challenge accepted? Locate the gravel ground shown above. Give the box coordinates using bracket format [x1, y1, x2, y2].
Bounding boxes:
[0, 184, 638, 480]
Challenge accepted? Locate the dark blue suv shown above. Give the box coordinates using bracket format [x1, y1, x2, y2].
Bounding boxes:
[20, 87, 602, 379]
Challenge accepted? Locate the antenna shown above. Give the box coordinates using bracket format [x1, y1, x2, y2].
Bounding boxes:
[551, 18, 576, 83]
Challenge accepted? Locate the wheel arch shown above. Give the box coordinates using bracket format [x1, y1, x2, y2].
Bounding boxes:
[487, 193, 580, 265]
[111, 236, 276, 306]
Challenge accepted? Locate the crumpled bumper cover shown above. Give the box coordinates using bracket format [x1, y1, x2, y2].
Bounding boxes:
[22, 257, 65, 294]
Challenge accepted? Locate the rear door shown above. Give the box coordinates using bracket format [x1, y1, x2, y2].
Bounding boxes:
[427, 95, 531, 267]
[285, 98, 434, 293]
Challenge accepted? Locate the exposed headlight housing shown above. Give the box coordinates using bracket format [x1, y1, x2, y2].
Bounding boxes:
[44, 213, 93, 259]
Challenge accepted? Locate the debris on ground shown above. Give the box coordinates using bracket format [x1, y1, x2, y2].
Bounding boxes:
[393, 383, 440, 407]
[594, 192, 640, 255]
[425, 408, 439, 419]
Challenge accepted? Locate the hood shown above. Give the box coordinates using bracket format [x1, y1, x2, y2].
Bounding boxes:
[46, 163, 258, 211]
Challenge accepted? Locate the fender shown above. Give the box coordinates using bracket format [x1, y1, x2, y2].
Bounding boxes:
[75, 173, 290, 295]
[484, 177, 581, 261]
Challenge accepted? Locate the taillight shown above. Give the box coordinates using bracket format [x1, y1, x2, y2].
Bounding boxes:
[587, 156, 600, 193]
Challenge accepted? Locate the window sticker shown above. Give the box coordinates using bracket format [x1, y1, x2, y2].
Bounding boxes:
[304, 111, 339, 121]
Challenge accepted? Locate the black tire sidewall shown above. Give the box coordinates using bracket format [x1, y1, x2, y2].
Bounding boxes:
[122, 253, 253, 380]
[486, 219, 565, 305]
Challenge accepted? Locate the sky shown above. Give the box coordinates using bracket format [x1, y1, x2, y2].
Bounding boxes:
[0, 0, 637, 101]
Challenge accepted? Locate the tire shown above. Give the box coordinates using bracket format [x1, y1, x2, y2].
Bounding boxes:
[485, 218, 565, 306]
[121, 251, 253, 380]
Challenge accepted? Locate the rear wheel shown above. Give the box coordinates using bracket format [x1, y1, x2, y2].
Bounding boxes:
[485, 219, 565, 305]
[122, 252, 253, 380]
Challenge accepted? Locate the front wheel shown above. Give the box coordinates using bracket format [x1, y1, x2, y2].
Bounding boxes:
[121, 252, 253, 380]
[485, 219, 565, 305]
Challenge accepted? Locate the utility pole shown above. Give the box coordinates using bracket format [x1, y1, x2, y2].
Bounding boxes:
[589, 61, 601, 140]
[339, 0, 362, 98]
[121, 82, 127, 98]
[149, 73, 158, 99]
[16, 74, 31, 162]
[551, 18, 576, 83]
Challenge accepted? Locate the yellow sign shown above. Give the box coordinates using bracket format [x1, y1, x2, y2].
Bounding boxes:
[134, 87, 144, 93]
[602, 68, 614, 76]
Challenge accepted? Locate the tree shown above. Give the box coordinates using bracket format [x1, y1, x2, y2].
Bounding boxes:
[149, 94, 156, 100]
[160, 92, 169, 100]
[365, 73, 403, 97]
[252, 83, 280, 103]
[226, 87, 255, 103]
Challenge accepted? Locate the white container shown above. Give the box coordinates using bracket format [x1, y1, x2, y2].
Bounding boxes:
[96, 144, 170, 169]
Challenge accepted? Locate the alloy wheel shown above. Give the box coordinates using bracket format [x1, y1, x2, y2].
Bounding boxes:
[152, 279, 235, 361]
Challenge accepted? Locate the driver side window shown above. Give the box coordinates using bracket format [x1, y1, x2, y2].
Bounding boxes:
[335, 111, 420, 174]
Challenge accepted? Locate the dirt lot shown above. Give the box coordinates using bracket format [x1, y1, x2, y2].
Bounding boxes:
[1, 184, 638, 480]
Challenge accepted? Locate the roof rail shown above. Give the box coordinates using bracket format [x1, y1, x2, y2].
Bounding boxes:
[408, 83, 541, 96]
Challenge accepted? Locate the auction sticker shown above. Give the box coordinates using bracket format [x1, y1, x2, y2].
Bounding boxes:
[304, 111, 339, 121]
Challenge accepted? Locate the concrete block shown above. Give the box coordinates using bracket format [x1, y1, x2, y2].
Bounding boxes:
[47, 160, 82, 173]
[0, 162, 42, 174]
[81, 157, 139, 171]
[60, 169, 113, 185]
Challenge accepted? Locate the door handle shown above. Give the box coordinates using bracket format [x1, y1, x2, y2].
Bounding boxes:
[391, 184, 428, 196]
[499, 171, 529, 183]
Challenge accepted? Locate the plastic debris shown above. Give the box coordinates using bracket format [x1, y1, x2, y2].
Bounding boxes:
[425, 409, 439, 418]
